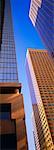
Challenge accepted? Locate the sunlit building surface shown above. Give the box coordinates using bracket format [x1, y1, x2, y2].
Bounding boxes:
[0, 0, 28, 149]
[29, 0, 54, 56]
[26, 49, 54, 150]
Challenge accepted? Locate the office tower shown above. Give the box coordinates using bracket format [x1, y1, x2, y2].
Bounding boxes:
[29, 0, 54, 56]
[26, 49, 54, 150]
[0, 0, 18, 82]
[0, 0, 28, 149]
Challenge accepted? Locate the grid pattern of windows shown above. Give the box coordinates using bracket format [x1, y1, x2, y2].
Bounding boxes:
[26, 49, 54, 149]
[31, 111, 40, 150]
[0, 0, 18, 82]
[29, 50, 54, 144]
[33, 104, 46, 150]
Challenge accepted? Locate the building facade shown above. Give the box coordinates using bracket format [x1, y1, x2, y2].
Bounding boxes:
[26, 49, 54, 150]
[0, 0, 28, 149]
[29, 0, 54, 56]
[0, 0, 18, 82]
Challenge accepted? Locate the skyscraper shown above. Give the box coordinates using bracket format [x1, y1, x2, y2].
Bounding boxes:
[29, 0, 54, 56]
[0, 0, 28, 149]
[26, 49, 54, 150]
[0, 0, 18, 82]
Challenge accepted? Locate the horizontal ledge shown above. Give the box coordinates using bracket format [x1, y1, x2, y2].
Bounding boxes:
[0, 82, 22, 88]
[0, 82, 22, 93]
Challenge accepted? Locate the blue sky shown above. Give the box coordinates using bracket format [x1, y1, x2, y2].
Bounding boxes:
[11, 0, 45, 149]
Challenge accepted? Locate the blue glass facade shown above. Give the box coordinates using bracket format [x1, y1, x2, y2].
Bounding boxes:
[0, 0, 18, 82]
[29, 0, 54, 54]
[35, 0, 54, 53]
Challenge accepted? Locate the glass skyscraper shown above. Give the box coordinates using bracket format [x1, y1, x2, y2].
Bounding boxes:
[29, 0, 54, 55]
[0, 0, 28, 149]
[26, 49, 54, 150]
[0, 0, 18, 82]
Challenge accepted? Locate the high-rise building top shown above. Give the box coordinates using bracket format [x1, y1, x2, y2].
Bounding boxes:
[0, 0, 18, 82]
[26, 49, 54, 149]
[29, 0, 54, 55]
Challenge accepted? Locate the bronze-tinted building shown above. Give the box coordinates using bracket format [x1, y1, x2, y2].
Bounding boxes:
[0, 0, 28, 149]
[26, 49, 54, 150]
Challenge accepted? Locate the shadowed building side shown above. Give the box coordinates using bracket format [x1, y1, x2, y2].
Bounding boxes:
[0, 83, 28, 149]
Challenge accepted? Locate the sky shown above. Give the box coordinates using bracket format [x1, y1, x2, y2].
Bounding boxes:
[11, 0, 45, 149]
